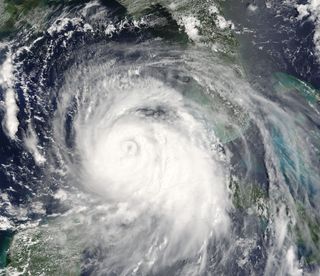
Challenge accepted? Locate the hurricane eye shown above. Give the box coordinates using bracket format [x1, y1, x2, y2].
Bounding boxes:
[121, 140, 139, 157]
[1, 1, 319, 275]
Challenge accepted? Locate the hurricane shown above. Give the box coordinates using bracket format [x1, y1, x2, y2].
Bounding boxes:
[0, 1, 319, 275]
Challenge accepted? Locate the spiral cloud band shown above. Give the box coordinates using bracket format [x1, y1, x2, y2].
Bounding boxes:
[52, 48, 232, 272]
[1, 2, 320, 275]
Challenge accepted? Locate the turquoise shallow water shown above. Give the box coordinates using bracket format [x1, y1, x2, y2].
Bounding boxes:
[0, 1, 319, 275]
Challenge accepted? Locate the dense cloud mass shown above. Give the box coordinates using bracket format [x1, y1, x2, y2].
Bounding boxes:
[0, 1, 319, 275]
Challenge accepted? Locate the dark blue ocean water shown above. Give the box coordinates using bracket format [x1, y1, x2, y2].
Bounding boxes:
[0, 0, 319, 274]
